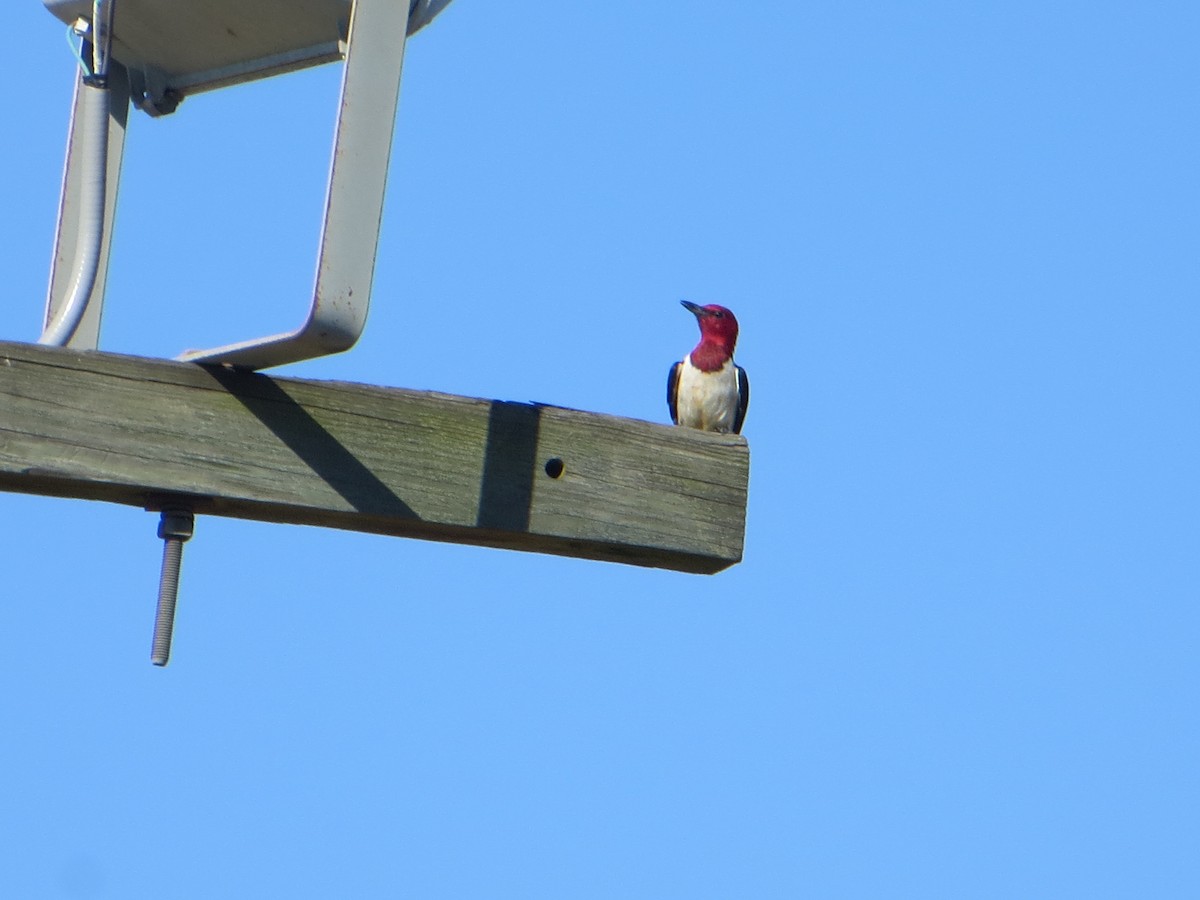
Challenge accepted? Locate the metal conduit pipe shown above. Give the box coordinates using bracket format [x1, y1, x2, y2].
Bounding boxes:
[39, 0, 115, 347]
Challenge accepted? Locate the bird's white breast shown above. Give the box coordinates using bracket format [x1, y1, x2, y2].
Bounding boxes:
[676, 356, 741, 433]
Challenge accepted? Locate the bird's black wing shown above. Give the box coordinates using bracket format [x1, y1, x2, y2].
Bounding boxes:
[734, 366, 749, 434]
[667, 362, 682, 425]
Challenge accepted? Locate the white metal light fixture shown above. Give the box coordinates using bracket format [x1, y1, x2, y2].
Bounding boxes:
[40, 0, 455, 369]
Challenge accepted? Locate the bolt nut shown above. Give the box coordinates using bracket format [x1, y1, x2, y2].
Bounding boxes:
[157, 508, 194, 542]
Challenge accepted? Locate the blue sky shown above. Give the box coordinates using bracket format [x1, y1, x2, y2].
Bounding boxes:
[2, 2, 1198, 897]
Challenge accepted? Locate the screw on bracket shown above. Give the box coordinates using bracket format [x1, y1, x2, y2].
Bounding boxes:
[151, 508, 194, 667]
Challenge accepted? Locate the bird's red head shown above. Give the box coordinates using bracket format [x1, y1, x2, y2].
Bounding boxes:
[682, 300, 739, 362]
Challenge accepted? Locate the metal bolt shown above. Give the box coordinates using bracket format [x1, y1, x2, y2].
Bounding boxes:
[151, 508, 194, 667]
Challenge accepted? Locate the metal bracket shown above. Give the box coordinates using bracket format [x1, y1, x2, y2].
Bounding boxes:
[40, 0, 445, 367]
[177, 0, 410, 370]
[42, 60, 130, 350]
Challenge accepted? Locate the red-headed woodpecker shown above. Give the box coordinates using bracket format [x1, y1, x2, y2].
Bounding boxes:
[668, 301, 749, 434]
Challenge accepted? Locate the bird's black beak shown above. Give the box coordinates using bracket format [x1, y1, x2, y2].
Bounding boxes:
[680, 300, 705, 317]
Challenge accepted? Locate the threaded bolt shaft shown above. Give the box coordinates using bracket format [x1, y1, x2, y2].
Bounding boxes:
[151, 508, 194, 667]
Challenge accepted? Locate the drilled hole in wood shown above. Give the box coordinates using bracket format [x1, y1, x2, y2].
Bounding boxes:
[544, 458, 565, 479]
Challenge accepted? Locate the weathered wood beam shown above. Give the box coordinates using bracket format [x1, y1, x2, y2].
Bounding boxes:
[0, 342, 748, 573]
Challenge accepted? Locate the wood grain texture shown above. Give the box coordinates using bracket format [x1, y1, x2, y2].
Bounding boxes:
[0, 342, 748, 573]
